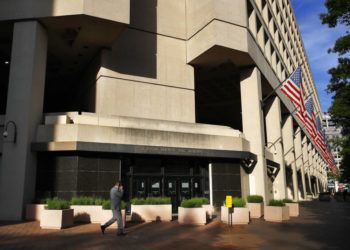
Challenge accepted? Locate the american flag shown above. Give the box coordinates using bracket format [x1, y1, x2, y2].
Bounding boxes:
[304, 97, 317, 138]
[315, 116, 326, 152]
[280, 66, 305, 123]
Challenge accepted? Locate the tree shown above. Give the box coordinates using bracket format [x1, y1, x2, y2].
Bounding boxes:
[320, 0, 350, 180]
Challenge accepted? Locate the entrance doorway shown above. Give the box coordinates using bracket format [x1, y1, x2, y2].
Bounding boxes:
[123, 156, 209, 212]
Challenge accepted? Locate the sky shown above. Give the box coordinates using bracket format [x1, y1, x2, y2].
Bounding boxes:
[291, 0, 346, 112]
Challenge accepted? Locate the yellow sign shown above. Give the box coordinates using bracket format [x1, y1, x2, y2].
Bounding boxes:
[225, 195, 232, 208]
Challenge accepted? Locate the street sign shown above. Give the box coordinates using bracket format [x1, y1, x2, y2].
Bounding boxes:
[226, 195, 232, 208]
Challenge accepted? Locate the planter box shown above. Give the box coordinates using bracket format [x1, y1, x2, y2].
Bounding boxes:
[264, 206, 290, 222]
[131, 204, 172, 222]
[285, 203, 299, 217]
[100, 209, 126, 228]
[202, 204, 214, 220]
[70, 205, 102, 223]
[26, 204, 46, 221]
[178, 207, 206, 225]
[221, 206, 250, 224]
[247, 203, 263, 218]
[40, 209, 74, 229]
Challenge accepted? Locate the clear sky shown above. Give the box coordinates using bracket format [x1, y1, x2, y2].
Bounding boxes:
[291, 0, 346, 112]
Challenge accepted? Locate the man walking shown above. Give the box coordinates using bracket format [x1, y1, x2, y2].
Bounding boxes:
[101, 181, 126, 236]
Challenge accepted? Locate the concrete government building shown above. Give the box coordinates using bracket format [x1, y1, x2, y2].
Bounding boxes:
[0, 0, 329, 221]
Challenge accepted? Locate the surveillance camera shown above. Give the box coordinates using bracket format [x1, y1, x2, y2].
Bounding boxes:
[3, 131, 8, 138]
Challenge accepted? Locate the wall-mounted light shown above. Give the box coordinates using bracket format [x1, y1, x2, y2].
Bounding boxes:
[3, 120, 17, 143]
[267, 142, 277, 155]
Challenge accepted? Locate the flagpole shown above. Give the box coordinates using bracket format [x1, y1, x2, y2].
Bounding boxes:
[261, 66, 303, 107]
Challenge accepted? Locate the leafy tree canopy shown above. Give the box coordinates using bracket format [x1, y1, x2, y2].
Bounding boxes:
[320, 0, 350, 180]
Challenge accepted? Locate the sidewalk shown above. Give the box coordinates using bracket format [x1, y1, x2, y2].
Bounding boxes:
[1, 200, 350, 249]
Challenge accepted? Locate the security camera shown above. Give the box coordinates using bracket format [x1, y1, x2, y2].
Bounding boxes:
[3, 131, 8, 138]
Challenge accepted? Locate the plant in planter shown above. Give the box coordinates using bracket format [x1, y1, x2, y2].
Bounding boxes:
[264, 199, 289, 222]
[131, 197, 172, 222]
[282, 198, 299, 217]
[196, 197, 213, 220]
[246, 195, 264, 218]
[40, 198, 73, 229]
[178, 197, 207, 225]
[221, 197, 249, 224]
[70, 196, 104, 223]
[26, 197, 49, 221]
[100, 200, 127, 228]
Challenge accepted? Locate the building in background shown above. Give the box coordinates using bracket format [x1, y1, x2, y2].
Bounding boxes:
[322, 113, 343, 171]
[0, 0, 330, 221]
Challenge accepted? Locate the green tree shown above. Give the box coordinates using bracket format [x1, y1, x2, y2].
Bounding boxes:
[320, 0, 350, 180]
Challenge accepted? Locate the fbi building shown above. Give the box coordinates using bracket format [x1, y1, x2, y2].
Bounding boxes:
[0, 0, 329, 220]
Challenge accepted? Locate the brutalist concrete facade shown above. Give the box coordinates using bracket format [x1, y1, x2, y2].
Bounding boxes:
[0, 0, 328, 220]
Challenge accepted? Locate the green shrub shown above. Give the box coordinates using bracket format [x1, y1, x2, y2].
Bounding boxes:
[268, 199, 285, 207]
[282, 198, 295, 203]
[70, 196, 96, 205]
[46, 198, 70, 210]
[131, 197, 171, 205]
[102, 200, 126, 210]
[232, 197, 246, 207]
[197, 197, 209, 205]
[180, 197, 208, 208]
[247, 195, 263, 203]
[94, 198, 104, 205]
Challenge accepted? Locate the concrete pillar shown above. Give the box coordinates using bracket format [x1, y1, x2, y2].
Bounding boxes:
[312, 148, 317, 194]
[0, 21, 47, 221]
[240, 67, 269, 202]
[300, 136, 308, 199]
[307, 143, 314, 195]
[282, 115, 298, 201]
[294, 127, 304, 200]
[265, 96, 286, 199]
[316, 156, 320, 194]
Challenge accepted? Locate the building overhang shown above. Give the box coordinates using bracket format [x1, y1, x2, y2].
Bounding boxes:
[0, 0, 130, 25]
[31, 112, 256, 162]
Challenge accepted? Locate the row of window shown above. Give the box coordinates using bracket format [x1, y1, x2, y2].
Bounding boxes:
[248, 0, 321, 115]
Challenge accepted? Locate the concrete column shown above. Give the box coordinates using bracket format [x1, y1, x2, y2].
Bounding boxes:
[282, 115, 298, 201]
[307, 143, 314, 195]
[316, 156, 320, 194]
[240, 67, 269, 202]
[300, 136, 308, 199]
[294, 127, 303, 200]
[0, 21, 47, 221]
[265, 96, 286, 199]
[312, 148, 318, 194]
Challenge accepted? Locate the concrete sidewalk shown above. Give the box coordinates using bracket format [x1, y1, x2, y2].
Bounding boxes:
[1, 200, 350, 249]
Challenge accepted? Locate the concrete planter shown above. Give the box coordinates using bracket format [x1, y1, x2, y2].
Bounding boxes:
[221, 206, 250, 224]
[70, 205, 102, 223]
[178, 207, 206, 225]
[247, 203, 264, 218]
[285, 203, 299, 217]
[25, 204, 46, 221]
[131, 204, 172, 222]
[202, 204, 214, 220]
[264, 206, 290, 222]
[40, 209, 74, 229]
[100, 209, 126, 228]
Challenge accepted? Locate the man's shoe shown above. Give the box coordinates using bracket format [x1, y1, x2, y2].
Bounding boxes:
[117, 232, 127, 236]
[100, 225, 106, 235]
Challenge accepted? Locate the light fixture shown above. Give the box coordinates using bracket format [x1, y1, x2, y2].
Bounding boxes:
[4, 61, 9, 65]
[3, 120, 17, 143]
[267, 142, 277, 155]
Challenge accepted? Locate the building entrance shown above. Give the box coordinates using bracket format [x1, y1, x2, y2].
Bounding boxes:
[123, 156, 209, 212]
